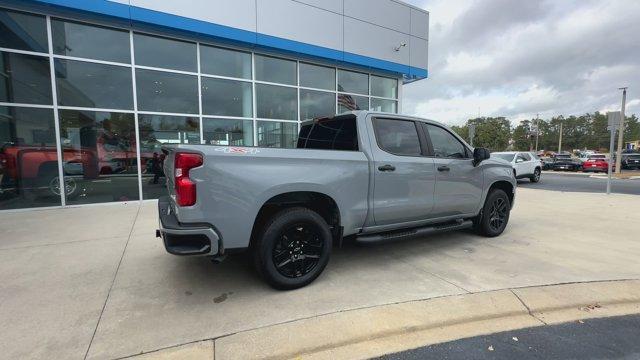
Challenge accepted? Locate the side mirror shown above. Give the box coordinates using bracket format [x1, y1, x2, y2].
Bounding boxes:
[515, 158, 524, 163]
[473, 147, 490, 166]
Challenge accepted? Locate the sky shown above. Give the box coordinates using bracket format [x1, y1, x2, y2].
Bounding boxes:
[402, 0, 640, 126]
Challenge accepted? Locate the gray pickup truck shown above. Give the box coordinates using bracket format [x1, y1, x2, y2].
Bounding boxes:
[157, 111, 515, 289]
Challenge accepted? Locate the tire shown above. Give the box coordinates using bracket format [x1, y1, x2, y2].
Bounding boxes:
[253, 207, 332, 290]
[529, 168, 541, 183]
[47, 175, 79, 199]
[473, 189, 511, 237]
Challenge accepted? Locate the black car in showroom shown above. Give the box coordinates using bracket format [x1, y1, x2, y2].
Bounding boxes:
[551, 153, 581, 171]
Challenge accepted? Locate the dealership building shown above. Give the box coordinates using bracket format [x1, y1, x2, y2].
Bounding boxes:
[0, 0, 429, 210]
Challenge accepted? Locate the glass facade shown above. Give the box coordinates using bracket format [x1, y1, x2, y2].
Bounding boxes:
[0, 6, 400, 209]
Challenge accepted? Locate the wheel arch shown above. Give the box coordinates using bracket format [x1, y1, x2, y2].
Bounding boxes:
[250, 191, 342, 248]
[487, 180, 515, 207]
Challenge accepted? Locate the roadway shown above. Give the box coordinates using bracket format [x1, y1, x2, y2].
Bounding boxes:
[518, 171, 640, 195]
[382, 314, 640, 360]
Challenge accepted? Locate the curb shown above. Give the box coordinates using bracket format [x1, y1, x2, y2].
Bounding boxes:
[127, 280, 640, 360]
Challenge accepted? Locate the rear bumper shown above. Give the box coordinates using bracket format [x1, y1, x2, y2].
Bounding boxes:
[157, 196, 221, 256]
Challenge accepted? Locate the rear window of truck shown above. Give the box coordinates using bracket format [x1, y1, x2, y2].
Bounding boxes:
[297, 115, 358, 151]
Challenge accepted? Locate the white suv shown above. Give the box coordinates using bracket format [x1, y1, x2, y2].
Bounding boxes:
[491, 151, 542, 182]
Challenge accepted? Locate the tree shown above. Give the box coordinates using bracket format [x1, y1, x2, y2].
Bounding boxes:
[512, 120, 532, 151]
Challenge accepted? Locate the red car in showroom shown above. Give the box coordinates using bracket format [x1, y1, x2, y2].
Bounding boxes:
[581, 154, 609, 173]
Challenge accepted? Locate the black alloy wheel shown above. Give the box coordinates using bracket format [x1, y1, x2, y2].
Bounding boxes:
[473, 188, 510, 237]
[272, 223, 324, 278]
[488, 197, 508, 232]
[254, 207, 332, 290]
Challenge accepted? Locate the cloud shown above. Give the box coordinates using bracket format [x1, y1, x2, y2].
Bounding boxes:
[402, 0, 640, 125]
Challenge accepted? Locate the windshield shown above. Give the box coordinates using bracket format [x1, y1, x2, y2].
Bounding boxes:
[492, 153, 515, 161]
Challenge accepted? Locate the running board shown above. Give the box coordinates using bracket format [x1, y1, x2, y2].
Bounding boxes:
[356, 219, 473, 244]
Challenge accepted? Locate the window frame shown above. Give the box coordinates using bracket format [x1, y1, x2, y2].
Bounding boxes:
[371, 116, 426, 158]
[420, 122, 472, 159]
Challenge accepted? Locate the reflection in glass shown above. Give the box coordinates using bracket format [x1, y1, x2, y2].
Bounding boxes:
[136, 69, 198, 114]
[55, 59, 133, 109]
[255, 55, 297, 85]
[338, 93, 368, 113]
[0, 106, 61, 209]
[337, 70, 368, 95]
[52, 19, 131, 63]
[300, 90, 335, 120]
[203, 118, 253, 146]
[374, 118, 421, 156]
[257, 121, 298, 148]
[300, 63, 335, 90]
[201, 78, 252, 117]
[0, 8, 48, 53]
[200, 45, 251, 79]
[256, 84, 297, 120]
[133, 33, 197, 72]
[371, 76, 398, 98]
[371, 98, 397, 113]
[1, 52, 52, 105]
[138, 114, 199, 199]
[58, 110, 139, 204]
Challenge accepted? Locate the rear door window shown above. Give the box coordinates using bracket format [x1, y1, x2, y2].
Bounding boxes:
[373, 118, 422, 156]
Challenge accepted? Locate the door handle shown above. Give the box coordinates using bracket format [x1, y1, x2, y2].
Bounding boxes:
[378, 164, 396, 172]
[437, 165, 450, 172]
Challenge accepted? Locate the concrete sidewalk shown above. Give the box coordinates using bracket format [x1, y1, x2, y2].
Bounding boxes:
[1, 189, 639, 359]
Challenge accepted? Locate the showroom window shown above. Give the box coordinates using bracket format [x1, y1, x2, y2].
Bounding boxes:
[255, 55, 297, 85]
[203, 118, 253, 147]
[201, 77, 252, 117]
[256, 83, 297, 121]
[0, 6, 402, 209]
[300, 63, 335, 91]
[55, 59, 133, 109]
[51, 19, 131, 63]
[0, 8, 48, 53]
[135, 69, 198, 114]
[200, 45, 251, 79]
[300, 89, 335, 120]
[0, 106, 59, 210]
[0, 51, 52, 105]
[257, 121, 298, 148]
[58, 109, 139, 204]
[133, 33, 197, 72]
[338, 69, 368, 95]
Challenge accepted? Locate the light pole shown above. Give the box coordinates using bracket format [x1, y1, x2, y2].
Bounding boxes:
[557, 119, 563, 154]
[534, 113, 540, 152]
[614, 87, 627, 174]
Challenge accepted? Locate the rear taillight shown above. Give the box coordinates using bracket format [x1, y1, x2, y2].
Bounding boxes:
[174, 152, 203, 206]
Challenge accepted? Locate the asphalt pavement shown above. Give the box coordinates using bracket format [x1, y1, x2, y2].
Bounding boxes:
[518, 172, 640, 195]
[381, 314, 640, 360]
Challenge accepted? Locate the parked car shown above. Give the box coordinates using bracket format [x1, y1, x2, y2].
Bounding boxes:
[550, 153, 581, 171]
[621, 153, 640, 170]
[491, 151, 542, 182]
[578, 150, 597, 162]
[156, 111, 516, 289]
[582, 154, 609, 173]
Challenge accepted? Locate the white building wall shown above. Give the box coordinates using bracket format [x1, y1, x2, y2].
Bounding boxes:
[111, 0, 428, 74]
